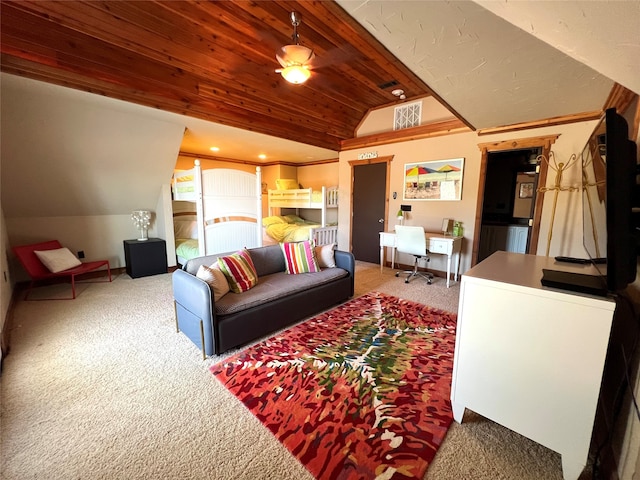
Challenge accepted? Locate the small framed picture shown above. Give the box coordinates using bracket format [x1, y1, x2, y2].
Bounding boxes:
[441, 218, 453, 234]
[519, 182, 534, 199]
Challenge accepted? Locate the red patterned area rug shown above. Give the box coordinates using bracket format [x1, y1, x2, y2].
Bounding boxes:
[210, 292, 457, 480]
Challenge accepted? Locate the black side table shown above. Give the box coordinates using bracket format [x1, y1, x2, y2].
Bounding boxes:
[123, 238, 168, 278]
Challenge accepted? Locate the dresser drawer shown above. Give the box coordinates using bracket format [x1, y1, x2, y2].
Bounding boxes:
[428, 239, 450, 255]
[379, 232, 397, 248]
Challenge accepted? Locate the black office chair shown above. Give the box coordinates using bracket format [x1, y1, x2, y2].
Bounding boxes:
[395, 225, 434, 284]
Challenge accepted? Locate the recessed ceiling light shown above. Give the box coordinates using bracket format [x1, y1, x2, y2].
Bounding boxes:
[210, 146, 220, 152]
[258, 154, 267, 160]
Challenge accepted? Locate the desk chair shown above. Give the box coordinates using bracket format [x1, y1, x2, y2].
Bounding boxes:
[395, 225, 434, 284]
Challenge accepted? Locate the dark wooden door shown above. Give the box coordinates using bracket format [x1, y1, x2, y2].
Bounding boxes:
[352, 162, 387, 263]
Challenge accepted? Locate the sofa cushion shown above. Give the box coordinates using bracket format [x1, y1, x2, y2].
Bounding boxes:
[280, 241, 319, 274]
[315, 243, 336, 268]
[214, 268, 349, 316]
[218, 249, 258, 293]
[249, 244, 285, 276]
[196, 264, 230, 301]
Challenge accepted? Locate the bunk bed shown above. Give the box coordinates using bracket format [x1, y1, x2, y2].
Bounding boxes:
[172, 200, 199, 264]
[172, 161, 262, 264]
[265, 183, 339, 246]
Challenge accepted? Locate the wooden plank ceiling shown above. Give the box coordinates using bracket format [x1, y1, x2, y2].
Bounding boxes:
[0, 0, 458, 151]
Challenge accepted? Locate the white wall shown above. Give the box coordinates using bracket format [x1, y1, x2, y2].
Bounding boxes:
[1, 74, 186, 277]
[338, 120, 597, 274]
[5, 215, 154, 280]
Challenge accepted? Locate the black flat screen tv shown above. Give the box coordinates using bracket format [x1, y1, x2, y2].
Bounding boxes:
[581, 107, 637, 293]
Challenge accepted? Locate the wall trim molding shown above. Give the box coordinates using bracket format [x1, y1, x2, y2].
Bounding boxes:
[178, 151, 339, 167]
[477, 112, 602, 136]
[341, 120, 470, 151]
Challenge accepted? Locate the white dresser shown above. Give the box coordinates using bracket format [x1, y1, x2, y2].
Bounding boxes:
[451, 251, 616, 480]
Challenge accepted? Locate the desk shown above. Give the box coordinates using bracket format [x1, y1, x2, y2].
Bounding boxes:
[451, 251, 615, 480]
[379, 231, 463, 287]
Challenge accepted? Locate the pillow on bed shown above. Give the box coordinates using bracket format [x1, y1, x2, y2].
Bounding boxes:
[283, 214, 305, 224]
[34, 248, 82, 273]
[262, 215, 287, 227]
[196, 264, 230, 301]
[217, 249, 258, 293]
[315, 243, 336, 268]
[280, 241, 320, 274]
[276, 179, 299, 190]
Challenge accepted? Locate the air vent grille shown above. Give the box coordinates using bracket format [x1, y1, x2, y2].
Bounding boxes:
[394, 102, 422, 130]
[378, 80, 399, 90]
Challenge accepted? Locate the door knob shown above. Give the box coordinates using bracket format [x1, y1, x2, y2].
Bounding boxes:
[378, 218, 385, 223]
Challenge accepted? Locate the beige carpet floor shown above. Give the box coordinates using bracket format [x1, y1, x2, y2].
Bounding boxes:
[1, 262, 579, 479]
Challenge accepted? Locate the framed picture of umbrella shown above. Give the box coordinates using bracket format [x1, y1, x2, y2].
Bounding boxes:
[403, 158, 465, 201]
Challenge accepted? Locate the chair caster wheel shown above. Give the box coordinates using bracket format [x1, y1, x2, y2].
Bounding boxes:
[395, 273, 399, 277]
[405, 279, 409, 284]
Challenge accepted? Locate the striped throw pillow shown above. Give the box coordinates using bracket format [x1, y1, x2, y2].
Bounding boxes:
[217, 249, 258, 293]
[280, 241, 320, 274]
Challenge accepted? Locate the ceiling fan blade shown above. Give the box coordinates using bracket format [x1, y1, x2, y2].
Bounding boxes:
[307, 44, 361, 70]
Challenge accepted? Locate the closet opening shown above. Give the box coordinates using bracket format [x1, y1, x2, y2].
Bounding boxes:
[473, 135, 559, 266]
[477, 148, 541, 263]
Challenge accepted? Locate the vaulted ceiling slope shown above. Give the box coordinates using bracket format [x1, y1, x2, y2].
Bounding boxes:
[338, 0, 626, 130]
[0, 0, 449, 152]
[1, 1, 638, 157]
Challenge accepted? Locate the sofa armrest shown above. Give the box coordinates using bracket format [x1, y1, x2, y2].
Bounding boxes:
[172, 268, 214, 321]
[334, 249, 355, 297]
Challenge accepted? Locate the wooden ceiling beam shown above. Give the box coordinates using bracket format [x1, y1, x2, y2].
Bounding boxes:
[1, 2, 365, 136]
[0, 0, 441, 151]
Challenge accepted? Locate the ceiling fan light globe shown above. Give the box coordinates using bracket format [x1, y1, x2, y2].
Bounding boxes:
[280, 65, 311, 84]
[276, 44, 315, 67]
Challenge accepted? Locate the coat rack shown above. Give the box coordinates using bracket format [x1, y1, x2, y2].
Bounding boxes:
[581, 152, 606, 258]
[536, 152, 580, 256]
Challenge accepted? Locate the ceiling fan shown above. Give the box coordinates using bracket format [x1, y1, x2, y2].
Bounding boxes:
[275, 12, 315, 85]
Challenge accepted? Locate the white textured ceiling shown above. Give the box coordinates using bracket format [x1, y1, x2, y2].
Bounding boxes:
[475, 0, 640, 97]
[336, 0, 625, 130]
